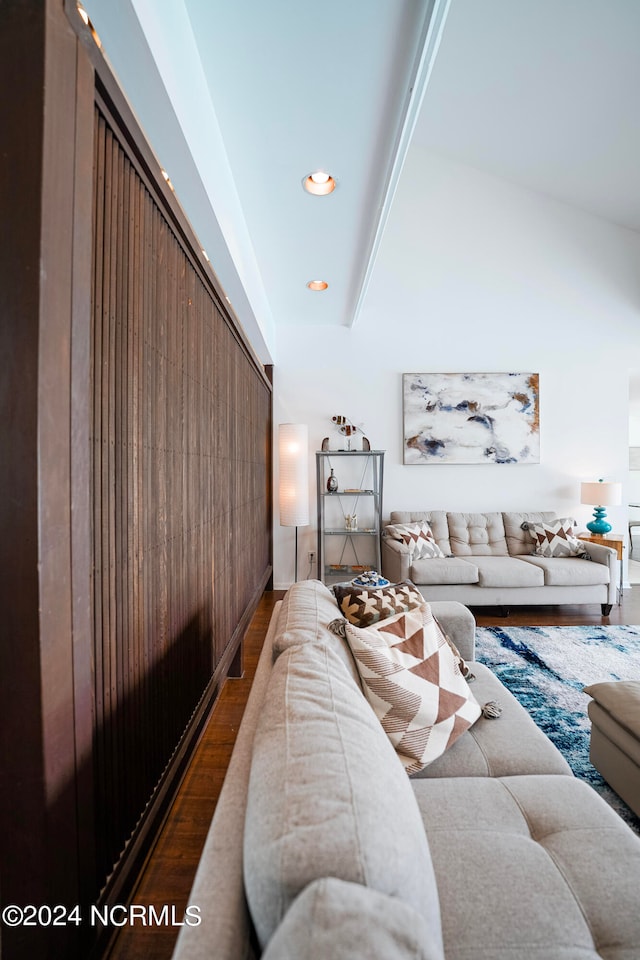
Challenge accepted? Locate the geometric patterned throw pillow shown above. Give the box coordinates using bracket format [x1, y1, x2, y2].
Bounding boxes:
[343, 602, 481, 774]
[332, 579, 424, 628]
[522, 518, 590, 558]
[383, 522, 445, 559]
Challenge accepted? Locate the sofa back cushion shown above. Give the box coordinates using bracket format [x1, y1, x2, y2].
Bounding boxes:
[502, 511, 558, 556]
[272, 579, 362, 689]
[446, 512, 508, 556]
[243, 639, 444, 952]
[389, 511, 452, 555]
[261, 878, 444, 960]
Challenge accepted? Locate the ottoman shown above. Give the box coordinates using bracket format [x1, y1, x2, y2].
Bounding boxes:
[584, 680, 640, 817]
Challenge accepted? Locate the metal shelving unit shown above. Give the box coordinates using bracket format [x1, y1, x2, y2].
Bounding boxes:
[315, 450, 385, 584]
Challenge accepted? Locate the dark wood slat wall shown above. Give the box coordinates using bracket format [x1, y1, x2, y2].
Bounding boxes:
[90, 107, 272, 895]
[2, 6, 272, 955]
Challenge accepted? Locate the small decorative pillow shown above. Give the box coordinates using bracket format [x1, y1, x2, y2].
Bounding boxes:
[343, 602, 481, 774]
[522, 517, 590, 559]
[333, 579, 424, 628]
[384, 522, 445, 559]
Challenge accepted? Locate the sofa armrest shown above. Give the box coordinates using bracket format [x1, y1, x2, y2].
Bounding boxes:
[381, 535, 411, 583]
[578, 541, 619, 605]
[579, 540, 615, 564]
[430, 601, 476, 662]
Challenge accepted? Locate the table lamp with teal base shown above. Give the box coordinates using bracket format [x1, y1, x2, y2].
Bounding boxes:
[581, 479, 622, 535]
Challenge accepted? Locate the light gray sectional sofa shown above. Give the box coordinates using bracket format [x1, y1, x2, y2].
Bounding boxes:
[382, 510, 618, 615]
[173, 580, 640, 960]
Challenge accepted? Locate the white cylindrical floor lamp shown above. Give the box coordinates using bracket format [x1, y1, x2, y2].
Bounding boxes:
[279, 423, 309, 582]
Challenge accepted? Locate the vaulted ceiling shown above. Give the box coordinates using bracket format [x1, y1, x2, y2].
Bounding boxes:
[82, 0, 640, 363]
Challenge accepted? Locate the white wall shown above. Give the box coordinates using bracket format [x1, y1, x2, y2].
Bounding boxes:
[629, 373, 640, 507]
[273, 149, 640, 587]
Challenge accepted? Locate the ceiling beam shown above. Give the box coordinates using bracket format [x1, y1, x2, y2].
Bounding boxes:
[349, 0, 452, 327]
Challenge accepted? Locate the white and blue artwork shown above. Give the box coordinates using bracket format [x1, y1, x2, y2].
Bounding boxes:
[403, 372, 540, 465]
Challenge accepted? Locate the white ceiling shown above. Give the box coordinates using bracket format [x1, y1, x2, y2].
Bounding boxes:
[83, 0, 640, 361]
[183, 0, 442, 333]
[413, 0, 640, 233]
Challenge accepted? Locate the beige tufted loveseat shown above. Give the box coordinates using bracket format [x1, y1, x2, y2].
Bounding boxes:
[381, 510, 618, 615]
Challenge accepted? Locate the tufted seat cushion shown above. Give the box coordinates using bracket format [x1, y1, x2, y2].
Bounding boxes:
[412, 775, 640, 960]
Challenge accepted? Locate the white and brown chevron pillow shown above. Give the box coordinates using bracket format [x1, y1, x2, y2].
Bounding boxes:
[332, 580, 424, 628]
[522, 518, 590, 558]
[383, 522, 445, 559]
[343, 602, 481, 774]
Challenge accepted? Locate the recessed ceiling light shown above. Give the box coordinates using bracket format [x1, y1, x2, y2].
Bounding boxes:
[77, 2, 102, 46]
[307, 280, 328, 291]
[303, 172, 336, 196]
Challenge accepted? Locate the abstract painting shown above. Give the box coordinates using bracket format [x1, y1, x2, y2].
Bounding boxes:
[403, 372, 540, 464]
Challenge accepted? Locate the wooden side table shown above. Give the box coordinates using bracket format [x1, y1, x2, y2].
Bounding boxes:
[577, 532, 624, 603]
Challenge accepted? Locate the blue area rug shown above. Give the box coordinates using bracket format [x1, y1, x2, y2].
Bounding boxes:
[475, 623, 640, 833]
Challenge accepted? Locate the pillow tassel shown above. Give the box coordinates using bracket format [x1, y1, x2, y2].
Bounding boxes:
[481, 700, 502, 719]
[328, 618, 348, 639]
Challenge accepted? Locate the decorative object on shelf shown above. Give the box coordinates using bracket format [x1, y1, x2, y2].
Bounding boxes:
[326, 468, 338, 493]
[351, 571, 390, 588]
[321, 436, 330, 451]
[345, 514, 358, 531]
[330, 415, 369, 451]
[278, 423, 310, 582]
[402, 372, 540, 465]
[581, 479, 622, 535]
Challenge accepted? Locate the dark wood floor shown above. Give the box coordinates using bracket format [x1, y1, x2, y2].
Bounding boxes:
[106, 587, 640, 959]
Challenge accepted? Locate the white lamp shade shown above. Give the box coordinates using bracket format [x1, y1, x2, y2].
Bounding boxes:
[580, 480, 622, 507]
[279, 424, 309, 527]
